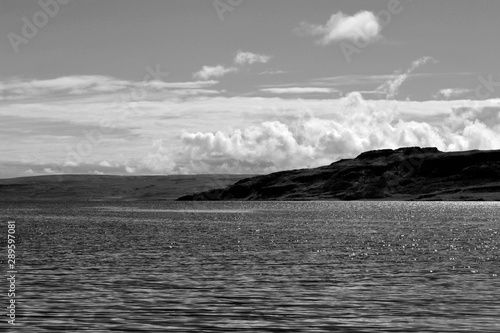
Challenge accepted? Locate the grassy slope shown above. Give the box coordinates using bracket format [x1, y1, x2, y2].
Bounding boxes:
[0, 174, 254, 201]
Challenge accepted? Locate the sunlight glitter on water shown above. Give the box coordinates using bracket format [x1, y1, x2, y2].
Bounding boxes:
[3, 201, 499, 332]
[96, 206, 256, 214]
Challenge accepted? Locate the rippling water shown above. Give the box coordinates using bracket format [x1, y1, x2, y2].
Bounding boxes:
[2, 201, 499, 332]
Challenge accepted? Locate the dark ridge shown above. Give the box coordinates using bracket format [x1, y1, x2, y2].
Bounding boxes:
[355, 147, 441, 160]
[177, 147, 500, 201]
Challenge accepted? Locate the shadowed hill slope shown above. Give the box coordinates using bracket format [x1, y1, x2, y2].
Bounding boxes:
[0, 174, 253, 201]
[177, 147, 500, 201]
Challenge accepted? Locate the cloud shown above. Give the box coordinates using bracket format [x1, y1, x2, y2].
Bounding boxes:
[193, 65, 237, 80]
[2, 73, 499, 178]
[447, 106, 500, 131]
[0, 76, 219, 100]
[234, 51, 272, 65]
[434, 88, 473, 100]
[3, 160, 148, 178]
[24, 169, 35, 175]
[296, 11, 381, 45]
[168, 93, 500, 174]
[99, 161, 112, 167]
[143, 80, 218, 89]
[172, 89, 220, 97]
[311, 74, 398, 87]
[376, 57, 435, 99]
[0, 115, 138, 140]
[43, 168, 57, 174]
[310, 72, 476, 90]
[193, 51, 271, 81]
[125, 166, 136, 174]
[139, 139, 177, 173]
[257, 70, 288, 75]
[260, 87, 338, 94]
[0, 76, 126, 98]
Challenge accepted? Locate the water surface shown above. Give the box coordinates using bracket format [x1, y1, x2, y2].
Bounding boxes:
[2, 201, 499, 332]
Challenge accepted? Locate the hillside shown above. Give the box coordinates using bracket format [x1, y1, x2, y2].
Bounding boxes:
[0, 174, 252, 201]
[177, 147, 500, 201]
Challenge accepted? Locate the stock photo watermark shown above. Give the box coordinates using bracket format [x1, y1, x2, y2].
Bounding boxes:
[59, 65, 169, 175]
[475, 74, 500, 99]
[52, 64, 169, 180]
[6, 221, 17, 326]
[7, 0, 71, 54]
[213, 0, 243, 21]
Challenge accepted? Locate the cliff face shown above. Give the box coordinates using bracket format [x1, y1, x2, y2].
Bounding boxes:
[177, 147, 500, 201]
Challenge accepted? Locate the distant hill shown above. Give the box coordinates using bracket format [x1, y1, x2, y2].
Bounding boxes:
[0, 174, 253, 201]
[177, 147, 500, 201]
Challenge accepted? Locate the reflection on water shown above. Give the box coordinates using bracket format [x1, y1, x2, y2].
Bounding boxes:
[98, 206, 256, 214]
[2, 201, 499, 332]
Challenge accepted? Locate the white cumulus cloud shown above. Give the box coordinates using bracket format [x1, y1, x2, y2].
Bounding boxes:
[166, 93, 500, 174]
[297, 11, 382, 45]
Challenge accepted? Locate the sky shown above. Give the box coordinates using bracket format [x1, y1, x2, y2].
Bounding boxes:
[0, 0, 499, 178]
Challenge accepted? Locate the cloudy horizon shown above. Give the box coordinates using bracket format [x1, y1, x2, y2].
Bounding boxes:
[1, 0, 499, 178]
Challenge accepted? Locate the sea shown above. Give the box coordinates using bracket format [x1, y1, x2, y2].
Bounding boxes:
[1, 201, 499, 332]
